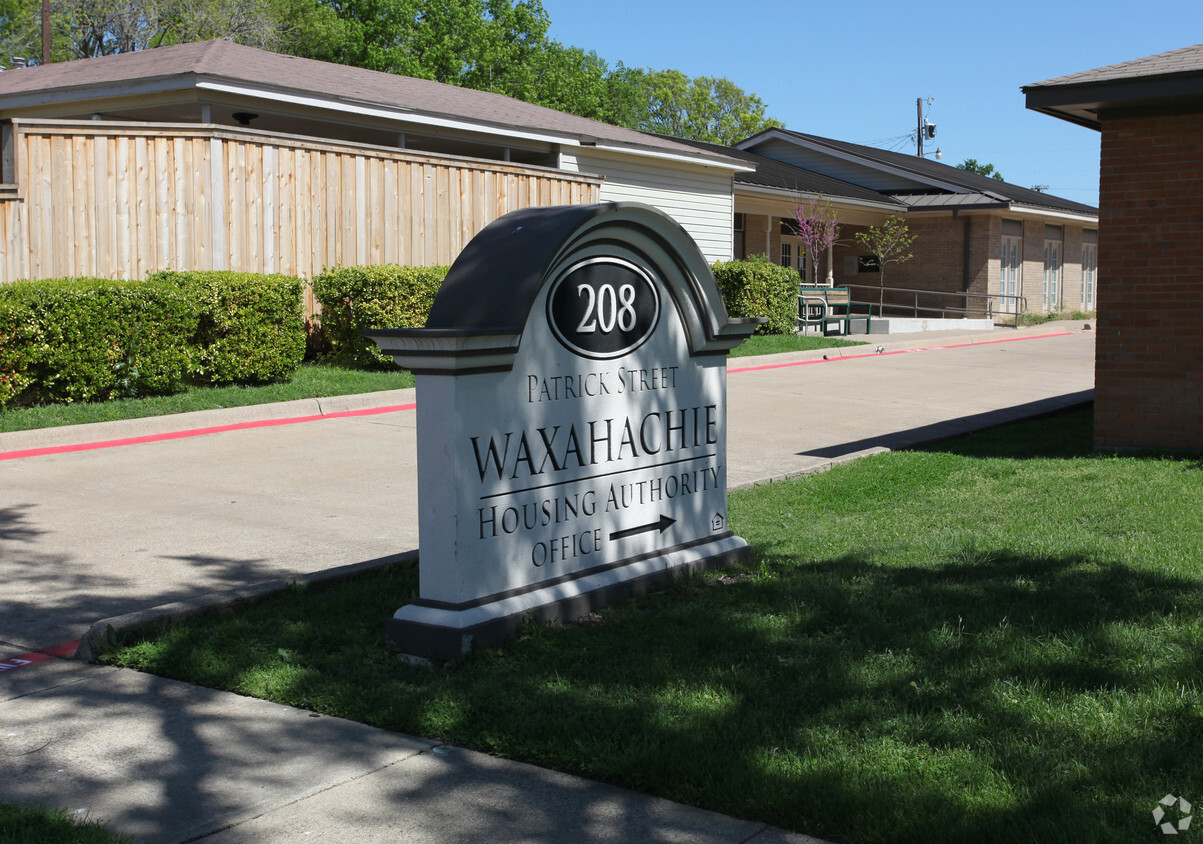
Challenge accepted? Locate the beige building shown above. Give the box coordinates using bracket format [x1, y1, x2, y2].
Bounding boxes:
[0, 39, 747, 286]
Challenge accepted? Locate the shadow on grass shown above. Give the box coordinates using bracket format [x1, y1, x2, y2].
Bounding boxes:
[467, 547, 1203, 843]
[113, 544, 1203, 844]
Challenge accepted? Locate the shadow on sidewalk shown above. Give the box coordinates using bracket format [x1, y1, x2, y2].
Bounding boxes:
[798, 391, 1094, 459]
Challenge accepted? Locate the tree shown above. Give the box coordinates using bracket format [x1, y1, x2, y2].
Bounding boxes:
[956, 158, 1005, 182]
[518, 43, 615, 121]
[854, 216, 916, 311]
[624, 68, 781, 144]
[0, 0, 40, 63]
[2, 0, 343, 62]
[791, 196, 840, 287]
[323, 0, 549, 90]
[317, 4, 781, 141]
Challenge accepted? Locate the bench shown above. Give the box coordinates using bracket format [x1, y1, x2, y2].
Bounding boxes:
[797, 286, 871, 335]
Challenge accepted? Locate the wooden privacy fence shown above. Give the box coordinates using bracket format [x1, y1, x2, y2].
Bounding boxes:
[0, 118, 602, 304]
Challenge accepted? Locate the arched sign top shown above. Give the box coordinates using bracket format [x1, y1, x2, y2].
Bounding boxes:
[398, 203, 758, 366]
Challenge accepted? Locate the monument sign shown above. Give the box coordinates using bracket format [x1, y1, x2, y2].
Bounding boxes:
[367, 203, 759, 660]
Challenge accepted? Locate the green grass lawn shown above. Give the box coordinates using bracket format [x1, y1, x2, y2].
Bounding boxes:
[101, 406, 1203, 843]
[0, 364, 415, 434]
[0, 802, 131, 843]
[729, 333, 863, 358]
[0, 335, 855, 436]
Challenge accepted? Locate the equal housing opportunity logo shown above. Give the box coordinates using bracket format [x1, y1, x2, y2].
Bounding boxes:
[1155, 794, 1193, 835]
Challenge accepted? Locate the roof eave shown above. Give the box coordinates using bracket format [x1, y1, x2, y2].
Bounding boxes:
[195, 78, 583, 147]
[1008, 204, 1099, 223]
[901, 201, 1012, 213]
[736, 182, 906, 212]
[590, 140, 753, 172]
[1024, 72, 1203, 131]
[0, 72, 198, 111]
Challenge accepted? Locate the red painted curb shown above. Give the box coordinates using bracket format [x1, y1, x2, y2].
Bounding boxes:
[0, 640, 80, 675]
[0, 331, 1082, 462]
[729, 331, 1077, 374]
[0, 403, 417, 462]
[39, 640, 82, 658]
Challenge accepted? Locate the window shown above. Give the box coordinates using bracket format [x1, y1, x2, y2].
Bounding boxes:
[733, 213, 746, 260]
[780, 218, 805, 278]
[1043, 239, 1061, 312]
[1000, 219, 1023, 313]
[780, 241, 805, 277]
[1081, 230, 1097, 311]
[1000, 236, 1021, 311]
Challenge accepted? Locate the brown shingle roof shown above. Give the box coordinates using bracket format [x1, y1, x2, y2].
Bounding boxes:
[1025, 43, 1203, 88]
[0, 39, 740, 166]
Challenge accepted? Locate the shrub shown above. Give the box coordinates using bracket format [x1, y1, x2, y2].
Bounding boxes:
[312, 265, 449, 369]
[0, 278, 198, 407]
[150, 270, 306, 384]
[711, 256, 798, 335]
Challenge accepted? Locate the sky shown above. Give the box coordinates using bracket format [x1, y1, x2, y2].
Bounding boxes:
[542, 0, 1203, 209]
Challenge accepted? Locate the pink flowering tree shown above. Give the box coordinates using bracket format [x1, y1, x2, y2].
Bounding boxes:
[791, 197, 840, 287]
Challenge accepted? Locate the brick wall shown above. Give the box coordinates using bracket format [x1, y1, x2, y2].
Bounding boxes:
[736, 207, 1094, 320]
[968, 215, 997, 298]
[741, 214, 772, 260]
[1095, 110, 1203, 450]
[889, 216, 965, 293]
[1021, 219, 1046, 310]
[834, 215, 1001, 315]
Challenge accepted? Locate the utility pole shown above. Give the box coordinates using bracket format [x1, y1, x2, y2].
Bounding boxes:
[916, 97, 925, 158]
[915, 97, 939, 159]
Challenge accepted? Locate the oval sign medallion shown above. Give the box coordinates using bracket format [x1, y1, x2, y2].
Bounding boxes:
[546, 258, 661, 360]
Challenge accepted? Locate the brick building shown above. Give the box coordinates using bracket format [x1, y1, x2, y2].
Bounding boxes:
[729, 130, 1098, 317]
[1025, 44, 1203, 451]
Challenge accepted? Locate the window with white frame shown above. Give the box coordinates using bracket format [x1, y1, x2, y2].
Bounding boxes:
[1000, 219, 1022, 313]
[1043, 225, 1063, 312]
[1081, 230, 1097, 311]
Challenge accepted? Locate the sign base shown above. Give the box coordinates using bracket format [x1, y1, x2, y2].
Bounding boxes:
[386, 534, 753, 661]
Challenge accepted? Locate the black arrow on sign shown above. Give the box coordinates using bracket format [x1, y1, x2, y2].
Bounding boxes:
[609, 514, 676, 541]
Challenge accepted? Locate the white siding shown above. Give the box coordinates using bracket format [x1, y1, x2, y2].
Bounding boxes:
[561, 149, 735, 262]
[749, 138, 926, 193]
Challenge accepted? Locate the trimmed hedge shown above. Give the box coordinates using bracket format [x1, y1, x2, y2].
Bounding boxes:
[711, 256, 799, 335]
[0, 278, 198, 407]
[312, 265, 449, 369]
[149, 270, 307, 385]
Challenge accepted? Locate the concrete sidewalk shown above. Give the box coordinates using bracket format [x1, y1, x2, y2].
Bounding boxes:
[0, 321, 1094, 843]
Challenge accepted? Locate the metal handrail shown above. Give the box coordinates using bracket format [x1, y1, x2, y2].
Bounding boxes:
[844, 283, 1028, 328]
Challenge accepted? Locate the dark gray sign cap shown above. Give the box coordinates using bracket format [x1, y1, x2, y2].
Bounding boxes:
[367, 202, 760, 372]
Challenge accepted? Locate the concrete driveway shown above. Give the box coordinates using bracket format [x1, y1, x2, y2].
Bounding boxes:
[0, 323, 1094, 653]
